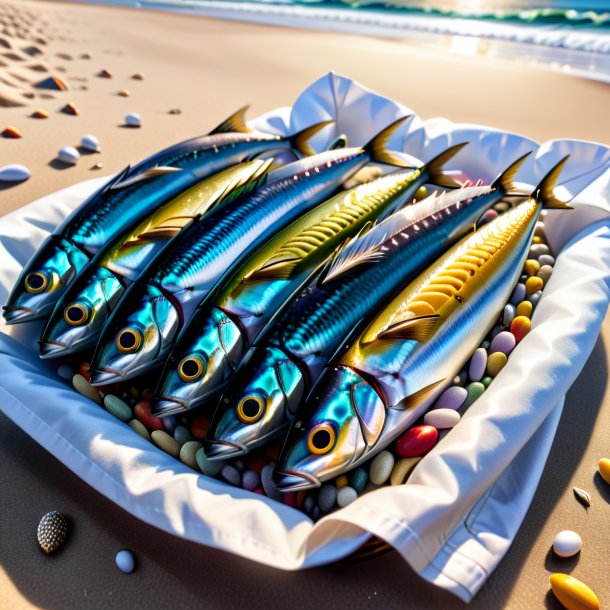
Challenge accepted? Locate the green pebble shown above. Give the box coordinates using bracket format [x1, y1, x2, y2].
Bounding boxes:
[481, 376, 493, 388]
[180, 440, 203, 469]
[103, 394, 133, 421]
[463, 382, 486, 408]
[348, 466, 368, 493]
[72, 373, 103, 405]
[195, 448, 224, 477]
[128, 419, 150, 441]
[174, 425, 194, 446]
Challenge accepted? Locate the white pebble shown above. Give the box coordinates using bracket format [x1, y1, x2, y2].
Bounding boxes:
[57, 146, 80, 165]
[538, 254, 555, 267]
[552, 530, 582, 558]
[337, 486, 358, 507]
[124, 112, 141, 127]
[0, 164, 30, 182]
[115, 549, 135, 573]
[424, 408, 461, 429]
[369, 451, 394, 485]
[80, 134, 100, 152]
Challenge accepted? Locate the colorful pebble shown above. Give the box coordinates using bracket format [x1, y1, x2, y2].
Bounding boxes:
[524, 259, 540, 276]
[529, 244, 550, 259]
[468, 347, 487, 382]
[525, 276, 544, 295]
[261, 465, 283, 502]
[150, 430, 180, 458]
[317, 484, 337, 513]
[221, 464, 241, 486]
[103, 394, 132, 421]
[488, 331, 516, 356]
[486, 352, 508, 377]
[516, 300, 533, 318]
[348, 467, 369, 494]
[510, 283, 526, 305]
[134, 401, 165, 431]
[179, 440, 202, 469]
[434, 385, 468, 411]
[463, 382, 486, 409]
[396, 425, 438, 458]
[337, 486, 358, 508]
[423, 408, 460, 429]
[195, 448, 223, 477]
[390, 457, 421, 485]
[527, 291, 542, 307]
[335, 475, 349, 488]
[57, 363, 74, 380]
[369, 451, 394, 485]
[538, 254, 555, 267]
[510, 316, 531, 343]
[115, 549, 135, 574]
[598, 458, 610, 485]
[549, 574, 600, 610]
[189, 415, 210, 439]
[481, 376, 493, 388]
[127, 419, 150, 441]
[242, 469, 261, 492]
[37, 511, 67, 554]
[72, 373, 102, 405]
[173, 425, 193, 445]
[538, 264, 553, 284]
[552, 530, 582, 558]
[502, 303, 516, 326]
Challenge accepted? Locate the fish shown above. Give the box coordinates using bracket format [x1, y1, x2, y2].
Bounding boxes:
[274, 158, 571, 491]
[204, 152, 532, 460]
[38, 159, 272, 358]
[2, 106, 329, 325]
[152, 144, 466, 417]
[88, 116, 413, 386]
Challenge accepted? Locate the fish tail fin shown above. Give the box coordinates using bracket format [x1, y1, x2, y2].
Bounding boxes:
[363, 115, 414, 168]
[491, 151, 532, 193]
[535, 155, 573, 209]
[290, 121, 334, 157]
[424, 143, 469, 188]
[209, 105, 251, 135]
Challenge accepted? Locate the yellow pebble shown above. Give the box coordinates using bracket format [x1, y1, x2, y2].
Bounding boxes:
[525, 276, 544, 295]
[414, 186, 428, 201]
[516, 301, 533, 319]
[151, 430, 180, 458]
[598, 458, 610, 485]
[524, 259, 540, 277]
[486, 352, 508, 377]
[549, 573, 600, 610]
[335, 475, 349, 489]
[390, 457, 422, 485]
[128, 419, 150, 441]
[532, 235, 543, 244]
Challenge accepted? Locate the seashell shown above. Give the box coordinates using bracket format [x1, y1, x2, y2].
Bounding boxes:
[1, 125, 22, 138]
[79, 134, 100, 152]
[37, 511, 68, 554]
[61, 102, 79, 116]
[31, 109, 48, 119]
[117, 89, 129, 97]
[573, 487, 591, 507]
[131, 72, 144, 80]
[57, 146, 79, 165]
[0, 164, 30, 182]
[34, 76, 67, 90]
[599, 458, 610, 485]
[124, 112, 141, 127]
[97, 68, 112, 78]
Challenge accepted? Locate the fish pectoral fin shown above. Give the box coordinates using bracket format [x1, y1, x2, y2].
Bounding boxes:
[376, 314, 440, 343]
[243, 257, 300, 283]
[110, 166, 182, 191]
[391, 378, 446, 411]
[208, 105, 252, 134]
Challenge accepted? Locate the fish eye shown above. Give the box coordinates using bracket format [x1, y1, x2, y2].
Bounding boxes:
[25, 272, 48, 294]
[115, 327, 142, 353]
[178, 356, 206, 382]
[236, 394, 265, 424]
[307, 423, 336, 455]
[64, 303, 89, 326]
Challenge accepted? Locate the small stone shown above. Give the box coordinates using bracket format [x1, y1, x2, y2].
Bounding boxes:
[493, 201, 510, 213]
[151, 430, 180, 457]
[168, 108, 181, 115]
[163, 415, 177, 435]
[525, 276, 544, 295]
[486, 352, 508, 377]
[57, 146, 79, 165]
[190, 416, 211, 439]
[179, 440, 202, 469]
[348, 467, 368, 493]
[552, 530, 582, 558]
[124, 112, 141, 127]
[516, 301, 533, 319]
[527, 291, 542, 307]
[195, 448, 223, 477]
[463, 382, 485, 409]
[537, 265, 553, 284]
[317, 484, 337, 513]
[57, 363, 74, 380]
[173, 425, 193, 445]
[503, 304, 516, 327]
[61, 102, 79, 116]
[510, 283, 526, 306]
[598, 458, 610, 485]
[538, 254, 555, 267]
[369, 451, 394, 485]
[390, 457, 421, 485]
[31, 109, 48, 119]
[34, 76, 67, 90]
[37, 511, 67, 554]
[524, 259, 540, 276]
[103, 394, 132, 421]
[396, 425, 438, 458]
[79, 134, 100, 152]
[534, 221, 545, 236]
[573, 487, 591, 508]
[489, 331, 516, 355]
[131, 72, 144, 80]
[118, 89, 129, 97]
[80, 52, 92, 60]
[91, 162, 104, 170]
[480, 340, 490, 350]
[72, 373, 102, 404]
[241, 469, 260, 491]
[337, 486, 358, 507]
[134, 401, 165, 431]
[468, 348, 487, 382]
[424, 408, 460, 429]
[261, 465, 283, 502]
[549, 574, 600, 610]
[481, 376, 493, 388]
[221, 465, 241, 486]
[529, 244, 550, 259]
[434, 385, 467, 411]
[115, 549, 135, 574]
[128, 419, 150, 441]
[510, 316, 531, 343]
[2, 125, 22, 138]
[335, 475, 349, 489]
[302, 493, 315, 515]
[97, 68, 112, 78]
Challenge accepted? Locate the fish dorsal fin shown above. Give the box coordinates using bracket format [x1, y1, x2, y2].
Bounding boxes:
[364, 115, 414, 168]
[535, 155, 573, 209]
[110, 166, 182, 191]
[208, 105, 251, 135]
[391, 378, 446, 411]
[242, 257, 300, 282]
[290, 120, 334, 157]
[424, 143, 469, 188]
[491, 151, 532, 192]
[375, 314, 440, 343]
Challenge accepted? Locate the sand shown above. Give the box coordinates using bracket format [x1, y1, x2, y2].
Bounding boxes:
[0, 1, 609, 608]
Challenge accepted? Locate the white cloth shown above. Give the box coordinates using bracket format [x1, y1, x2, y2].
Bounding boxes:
[1, 73, 609, 603]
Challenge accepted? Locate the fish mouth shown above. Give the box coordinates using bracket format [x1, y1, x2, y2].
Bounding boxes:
[273, 469, 321, 492]
[203, 438, 247, 460]
[89, 367, 126, 386]
[2, 305, 37, 324]
[151, 396, 187, 418]
[39, 339, 68, 359]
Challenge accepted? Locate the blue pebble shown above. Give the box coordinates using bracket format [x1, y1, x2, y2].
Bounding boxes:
[527, 291, 542, 307]
[311, 506, 322, 521]
[162, 415, 177, 434]
[242, 469, 260, 491]
[173, 425, 193, 446]
[317, 484, 337, 514]
[221, 465, 241, 486]
[510, 283, 526, 306]
[303, 493, 315, 515]
[115, 549, 135, 574]
[348, 467, 368, 493]
[234, 459, 245, 472]
[261, 465, 283, 502]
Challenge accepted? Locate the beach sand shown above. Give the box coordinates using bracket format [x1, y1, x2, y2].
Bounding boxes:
[1, 1, 609, 608]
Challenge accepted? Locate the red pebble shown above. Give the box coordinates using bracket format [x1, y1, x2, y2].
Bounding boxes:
[295, 491, 307, 509]
[140, 387, 154, 402]
[134, 400, 165, 431]
[265, 441, 283, 462]
[254, 488, 265, 496]
[78, 361, 91, 382]
[246, 454, 267, 474]
[189, 415, 211, 439]
[395, 425, 439, 458]
[283, 492, 296, 508]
